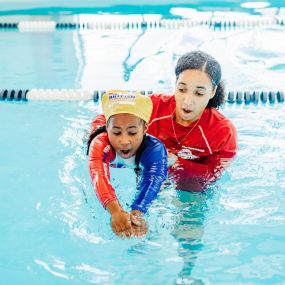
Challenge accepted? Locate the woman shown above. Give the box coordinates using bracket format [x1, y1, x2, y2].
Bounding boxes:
[87, 90, 168, 238]
[147, 50, 237, 190]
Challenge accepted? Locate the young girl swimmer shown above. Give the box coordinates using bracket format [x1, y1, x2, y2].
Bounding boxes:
[87, 90, 168, 238]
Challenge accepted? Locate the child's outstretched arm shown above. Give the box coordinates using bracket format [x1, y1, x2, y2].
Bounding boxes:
[88, 132, 117, 208]
[131, 136, 168, 214]
[106, 200, 133, 238]
[88, 133, 130, 236]
[88, 132, 143, 237]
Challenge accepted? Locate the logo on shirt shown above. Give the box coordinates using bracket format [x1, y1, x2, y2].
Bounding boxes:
[177, 146, 199, 160]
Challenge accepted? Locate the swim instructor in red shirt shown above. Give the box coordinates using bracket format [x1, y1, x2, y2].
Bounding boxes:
[147, 50, 237, 191]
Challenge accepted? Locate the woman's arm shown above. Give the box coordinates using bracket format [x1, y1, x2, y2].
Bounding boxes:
[170, 150, 236, 191]
[170, 124, 237, 191]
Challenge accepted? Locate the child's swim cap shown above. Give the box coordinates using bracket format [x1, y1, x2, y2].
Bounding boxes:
[102, 90, 153, 123]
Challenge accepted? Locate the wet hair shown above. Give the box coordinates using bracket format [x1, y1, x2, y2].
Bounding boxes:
[175, 50, 225, 108]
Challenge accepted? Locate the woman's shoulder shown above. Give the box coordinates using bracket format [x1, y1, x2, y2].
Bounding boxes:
[204, 108, 237, 150]
[150, 93, 174, 105]
[206, 108, 236, 132]
[149, 93, 175, 122]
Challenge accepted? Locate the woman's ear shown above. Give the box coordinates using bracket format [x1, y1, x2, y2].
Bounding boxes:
[210, 85, 217, 99]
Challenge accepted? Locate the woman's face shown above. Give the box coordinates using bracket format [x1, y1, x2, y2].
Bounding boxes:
[174, 69, 216, 126]
[107, 113, 147, 159]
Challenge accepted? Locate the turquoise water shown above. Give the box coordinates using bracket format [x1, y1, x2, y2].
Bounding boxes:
[1, 2, 285, 284]
[0, 0, 284, 15]
[1, 101, 285, 284]
[1, 20, 285, 91]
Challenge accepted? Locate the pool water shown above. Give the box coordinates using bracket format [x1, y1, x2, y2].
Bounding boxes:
[1, 24, 285, 92]
[1, 3, 285, 285]
[1, 101, 285, 284]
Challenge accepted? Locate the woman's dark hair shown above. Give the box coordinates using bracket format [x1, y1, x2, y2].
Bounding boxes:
[175, 50, 225, 108]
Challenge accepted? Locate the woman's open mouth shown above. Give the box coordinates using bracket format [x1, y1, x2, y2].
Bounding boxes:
[182, 108, 193, 115]
[182, 108, 193, 114]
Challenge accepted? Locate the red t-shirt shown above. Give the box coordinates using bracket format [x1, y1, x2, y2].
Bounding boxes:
[148, 93, 237, 191]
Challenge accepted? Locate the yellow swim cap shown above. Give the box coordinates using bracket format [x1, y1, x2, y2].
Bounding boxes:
[102, 90, 153, 123]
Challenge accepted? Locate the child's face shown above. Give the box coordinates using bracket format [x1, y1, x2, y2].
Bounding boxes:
[174, 69, 216, 125]
[107, 113, 147, 159]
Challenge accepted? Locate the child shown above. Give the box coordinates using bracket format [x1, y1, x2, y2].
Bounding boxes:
[87, 90, 168, 238]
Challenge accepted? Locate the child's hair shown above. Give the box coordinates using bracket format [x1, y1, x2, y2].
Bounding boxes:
[175, 50, 225, 108]
[86, 125, 106, 155]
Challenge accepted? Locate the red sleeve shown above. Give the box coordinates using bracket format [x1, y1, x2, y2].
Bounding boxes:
[88, 132, 117, 208]
[91, 114, 106, 132]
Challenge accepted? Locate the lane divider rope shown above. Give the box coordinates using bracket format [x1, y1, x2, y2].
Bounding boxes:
[0, 16, 284, 31]
[0, 89, 284, 104]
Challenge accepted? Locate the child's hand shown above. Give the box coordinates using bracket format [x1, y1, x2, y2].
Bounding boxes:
[106, 201, 133, 237]
[110, 210, 133, 237]
[130, 210, 148, 237]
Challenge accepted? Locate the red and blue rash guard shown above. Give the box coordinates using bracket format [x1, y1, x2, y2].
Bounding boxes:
[88, 116, 168, 213]
[147, 94, 237, 191]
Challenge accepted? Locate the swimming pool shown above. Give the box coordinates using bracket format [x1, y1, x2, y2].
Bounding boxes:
[1, 1, 285, 284]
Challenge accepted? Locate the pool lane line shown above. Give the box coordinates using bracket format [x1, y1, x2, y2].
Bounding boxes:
[0, 89, 284, 104]
[0, 17, 284, 31]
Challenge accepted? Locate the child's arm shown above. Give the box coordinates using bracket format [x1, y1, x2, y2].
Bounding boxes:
[106, 201, 133, 238]
[88, 132, 134, 237]
[91, 114, 106, 132]
[131, 136, 168, 214]
[88, 132, 117, 207]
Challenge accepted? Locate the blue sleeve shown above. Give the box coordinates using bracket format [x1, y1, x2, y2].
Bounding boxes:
[131, 135, 168, 213]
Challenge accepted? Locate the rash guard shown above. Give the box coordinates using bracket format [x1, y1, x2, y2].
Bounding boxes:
[147, 93, 237, 191]
[88, 116, 168, 213]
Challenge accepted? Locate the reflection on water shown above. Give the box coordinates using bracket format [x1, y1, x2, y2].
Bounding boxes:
[171, 190, 213, 284]
[1, 15, 285, 92]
